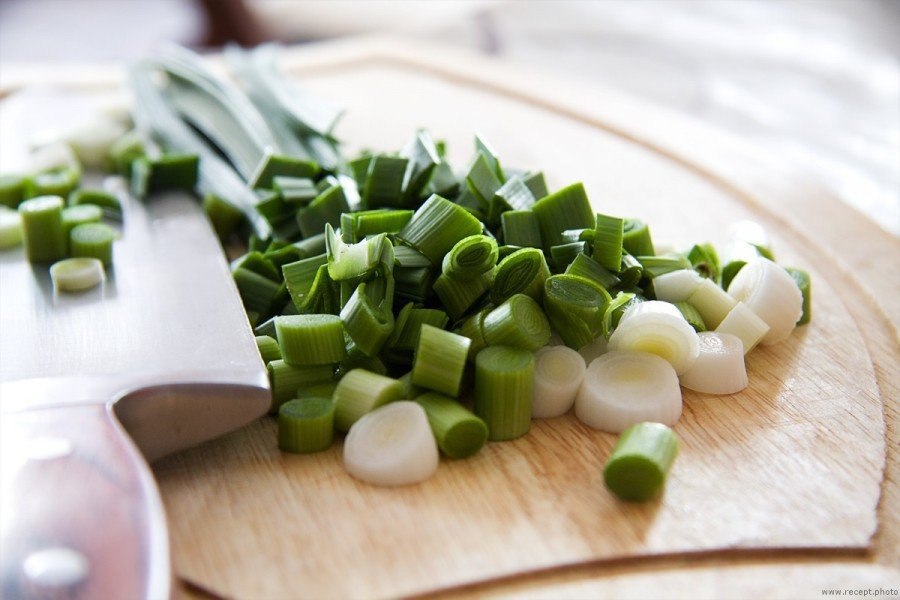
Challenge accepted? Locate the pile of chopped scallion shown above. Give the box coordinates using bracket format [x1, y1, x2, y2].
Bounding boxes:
[0, 45, 812, 501]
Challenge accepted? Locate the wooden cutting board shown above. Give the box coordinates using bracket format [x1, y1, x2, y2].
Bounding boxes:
[7, 37, 894, 599]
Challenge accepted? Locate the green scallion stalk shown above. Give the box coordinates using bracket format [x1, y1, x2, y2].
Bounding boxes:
[565, 253, 620, 290]
[267, 359, 334, 413]
[397, 194, 483, 265]
[602, 292, 638, 338]
[340, 282, 394, 357]
[393, 266, 435, 304]
[543, 274, 611, 349]
[383, 304, 449, 366]
[593, 214, 624, 271]
[622, 219, 655, 257]
[282, 253, 327, 311]
[24, 168, 80, 200]
[0, 208, 24, 249]
[61, 204, 103, 239]
[397, 371, 424, 400]
[522, 171, 548, 200]
[637, 255, 692, 279]
[341, 209, 413, 243]
[483, 293, 551, 351]
[475, 134, 505, 181]
[531, 182, 595, 249]
[674, 301, 707, 332]
[108, 130, 146, 176]
[325, 224, 392, 282]
[297, 380, 338, 399]
[362, 154, 409, 208]
[275, 314, 346, 366]
[443, 234, 498, 279]
[501, 210, 542, 248]
[0, 174, 27, 209]
[333, 369, 404, 432]
[687, 243, 720, 280]
[550, 242, 586, 271]
[278, 397, 335, 454]
[337, 343, 388, 378]
[273, 176, 318, 205]
[474, 345, 534, 441]
[130, 154, 199, 198]
[68, 189, 122, 219]
[603, 422, 679, 502]
[466, 152, 503, 207]
[234, 266, 282, 315]
[425, 160, 460, 198]
[786, 267, 812, 325]
[297, 184, 349, 238]
[232, 251, 280, 282]
[433, 268, 492, 321]
[400, 129, 440, 203]
[456, 307, 490, 361]
[488, 176, 536, 225]
[19, 195, 67, 263]
[249, 152, 319, 189]
[616, 254, 644, 291]
[203, 193, 245, 240]
[411, 325, 471, 397]
[415, 392, 488, 458]
[69, 222, 115, 266]
[393, 245, 432, 268]
[255, 335, 282, 363]
[490, 247, 550, 304]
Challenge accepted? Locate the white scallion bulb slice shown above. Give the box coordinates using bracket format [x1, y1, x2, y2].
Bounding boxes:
[726, 257, 802, 345]
[575, 351, 682, 433]
[49, 257, 105, 292]
[343, 401, 439, 487]
[0, 209, 24, 249]
[652, 269, 702, 303]
[688, 279, 737, 329]
[578, 335, 608, 365]
[715, 302, 769, 354]
[608, 300, 699, 375]
[679, 332, 748, 394]
[533, 345, 586, 418]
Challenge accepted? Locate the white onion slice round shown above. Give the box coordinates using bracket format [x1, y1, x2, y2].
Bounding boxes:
[726, 257, 802, 345]
[578, 335, 608, 365]
[49, 258, 105, 293]
[652, 269, 702, 303]
[575, 351, 682, 433]
[679, 332, 748, 395]
[608, 300, 699, 375]
[532, 345, 586, 418]
[343, 401, 438, 487]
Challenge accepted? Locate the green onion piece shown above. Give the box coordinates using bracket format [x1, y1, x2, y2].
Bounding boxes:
[687, 243, 720, 280]
[674, 301, 707, 332]
[203, 193, 245, 239]
[273, 176, 318, 205]
[255, 335, 282, 363]
[550, 242, 586, 271]
[253, 316, 276, 338]
[394, 266, 435, 304]
[565, 253, 620, 290]
[433, 269, 492, 321]
[637, 255, 692, 279]
[278, 397, 335, 454]
[475, 134, 505, 181]
[383, 304, 449, 366]
[411, 325, 471, 397]
[67, 188, 122, 219]
[255, 189, 292, 226]
[24, 168, 80, 200]
[0, 208, 24, 249]
[602, 292, 638, 338]
[488, 176, 536, 226]
[466, 152, 502, 207]
[490, 247, 550, 304]
[283, 253, 327, 309]
[297, 184, 349, 238]
[291, 233, 327, 258]
[415, 392, 488, 458]
[721, 261, 746, 292]
[501, 210, 542, 248]
[341, 282, 394, 357]
[0, 175, 27, 209]
[456, 307, 490, 361]
[786, 267, 812, 325]
[297, 380, 338, 399]
[425, 160, 460, 198]
[341, 209, 413, 243]
[275, 314, 346, 366]
[267, 359, 334, 413]
[397, 371, 424, 399]
[393, 245, 432, 268]
[49, 257, 105, 292]
[400, 130, 441, 202]
[603, 422, 679, 502]
[108, 130, 147, 176]
[593, 214, 624, 271]
[130, 154, 199, 198]
[474, 346, 533, 441]
[397, 194, 483, 266]
[19, 196, 67, 263]
[443, 234, 498, 279]
[522, 171, 548, 200]
[231, 251, 280, 282]
[337, 344, 388, 378]
[234, 266, 282, 315]
[62, 204, 103, 239]
[543, 274, 611, 349]
[483, 293, 551, 351]
[531, 182, 595, 249]
[616, 254, 644, 291]
[249, 151, 319, 189]
[69, 222, 115, 266]
[333, 369, 404, 432]
[622, 219, 655, 257]
[325, 225, 392, 282]
[362, 155, 409, 208]
[349, 154, 373, 189]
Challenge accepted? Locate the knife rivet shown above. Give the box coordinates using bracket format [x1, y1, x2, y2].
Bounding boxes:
[26, 436, 74, 461]
[22, 547, 89, 588]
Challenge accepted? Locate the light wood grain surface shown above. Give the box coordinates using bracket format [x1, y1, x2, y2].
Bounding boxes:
[140, 39, 898, 599]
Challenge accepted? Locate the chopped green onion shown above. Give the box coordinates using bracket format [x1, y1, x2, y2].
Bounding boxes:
[550, 242, 586, 271]
[714, 302, 769, 355]
[19, 195, 67, 263]
[400, 129, 440, 203]
[432, 269, 492, 321]
[325, 225, 392, 282]
[231, 251, 280, 282]
[673, 301, 706, 332]
[278, 397, 335, 454]
[67, 189, 122, 219]
[466, 152, 503, 206]
[604, 422, 679, 502]
[108, 130, 147, 176]
[726, 257, 802, 345]
[532, 345, 586, 418]
[602, 291, 638, 338]
[411, 325, 471, 397]
[393, 245, 432, 268]
[0, 209, 24, 249]
[575, 350, 681, 432]
[61, 204, 103, 239]
[297, 380, 338, 399]
[565, 253, 620, 290]
[543, 274, 611, 349]
[593, 214, 624, 271]
[384, 304, 450, 365]
[343, 401, 439, 486]
[522, 171, 548, 200]
[0, 175, 27, 209]
[475, 134, 505, 181]
[337, 342, 388, 377]
[608, 300, 699, 375]
[637, 255, 692, 279]
[474, 345, 534, 441]
[622, 219, 655, 257]
[443, 234, 498, 279]
[24, 168, 80, 200]
[333, 369, 404, 432]
[255, 335, 282, 363]
[415, 392, 488, 458]
[234, 266, 281, 315]
[397, 194, 483, 265]
[501, 210, 542, 248]
[267, 360, 334, 413]
[49, 257, 105, 292]
[490, 247, 550, 304]
[203, 193, 245, 240]
[685, 278, 736, 330]
[785, 267, 812, 325]
[130, 154, 199, 198]
[456, 307, 490, 361]
[424, 160, 459, 198]
[397, 371, 424, 400]
[483, 293, 551, 352]
[275, 314, 346, 366]
[680, 332, 747, 394]
[394, 266, 435, 304]
[488, 176, 535, 225]
[249, 152, 319, 189]
[531, 182, 595, 249]
[341, 209, 413, 243]
[273, 176, 318, 205]
[297, 184, 349, 238]
[69, 222, 116, 266]
[687, 243, 720, 280]
[615, 253, 644, 291]
[362, 155, 409, 208]
[282, 253, 327, 310]
[340, 282, 394, 357]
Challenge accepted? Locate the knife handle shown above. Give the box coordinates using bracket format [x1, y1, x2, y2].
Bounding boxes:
[0, 403, 171, 599]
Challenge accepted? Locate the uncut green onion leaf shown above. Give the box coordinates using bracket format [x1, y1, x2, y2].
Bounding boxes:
[416, 392, 488, 459]
[483, 293, 551, 352]
[543, 274, 611, 350]
[411, 325, 471, 397]
[474, 345, 533, 441]
[490, 247, 550, 305]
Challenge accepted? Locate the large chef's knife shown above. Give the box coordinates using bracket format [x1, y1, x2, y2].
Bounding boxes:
[0, 92, 270, 598]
